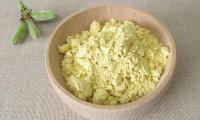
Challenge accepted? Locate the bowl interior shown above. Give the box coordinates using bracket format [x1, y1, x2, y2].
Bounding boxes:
[46, 5, 176, 107]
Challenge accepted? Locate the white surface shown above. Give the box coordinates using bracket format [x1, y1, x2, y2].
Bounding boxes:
[0, 0, 200, 120]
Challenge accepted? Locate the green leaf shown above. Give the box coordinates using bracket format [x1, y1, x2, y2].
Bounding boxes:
[12, 22, 28, 45]
[26, 20, 40, 40]
[31, 10, 58, 22]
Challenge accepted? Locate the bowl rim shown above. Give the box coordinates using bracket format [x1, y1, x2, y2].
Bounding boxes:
[45, 4, 176, 112]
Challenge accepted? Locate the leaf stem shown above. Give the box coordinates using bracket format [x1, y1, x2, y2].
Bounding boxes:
[18, 0, 32, 21]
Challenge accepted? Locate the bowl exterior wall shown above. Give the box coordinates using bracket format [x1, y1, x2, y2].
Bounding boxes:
[46, 5, 176, 120]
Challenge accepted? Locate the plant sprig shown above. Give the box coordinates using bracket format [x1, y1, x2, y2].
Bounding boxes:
[12, 0, 59, 45]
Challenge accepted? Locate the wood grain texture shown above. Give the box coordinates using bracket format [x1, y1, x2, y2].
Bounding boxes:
[46, 5, 176, 120]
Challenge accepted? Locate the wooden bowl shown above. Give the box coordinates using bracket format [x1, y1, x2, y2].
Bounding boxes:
[45, 5, 176, 120]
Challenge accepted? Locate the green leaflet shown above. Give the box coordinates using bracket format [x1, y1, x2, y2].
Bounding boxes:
[12, 22, 28, 45]
[26, 20, 40, 40]
[31, 10, 58, 22]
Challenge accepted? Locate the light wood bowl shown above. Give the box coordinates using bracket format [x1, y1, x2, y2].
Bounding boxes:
[45, 5, 176, 120]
